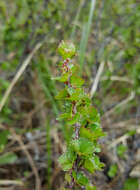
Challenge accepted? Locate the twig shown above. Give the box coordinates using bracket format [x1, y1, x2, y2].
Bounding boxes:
[108, 134, 129, 149]
[101, 75, 133, 84]
[102, 91, 135, 119]
[0, 42, 43, 112]
[64, 59, 81, 189]
[108, 128, 140, 149]
[107, 61, 113, 72]
[10, 128, 41, 190]
[90, 62, 105, 98]
[0, 180, 23, 186]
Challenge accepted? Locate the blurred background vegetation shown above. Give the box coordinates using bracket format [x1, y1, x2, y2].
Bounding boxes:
[0, 0, 140, 190]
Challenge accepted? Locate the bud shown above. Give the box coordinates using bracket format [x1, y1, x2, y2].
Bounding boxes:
[58, 41, 76, 59]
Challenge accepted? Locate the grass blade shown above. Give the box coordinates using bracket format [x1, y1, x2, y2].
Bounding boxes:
[79, 0, 96, 70]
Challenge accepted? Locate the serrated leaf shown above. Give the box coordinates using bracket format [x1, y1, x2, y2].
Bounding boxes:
[70, 75, 84, 87]
[80, 127, 93, 140]
[80, 126, 105, 142]
[58, 149, 76, 171]
[59, 73, 69, 82]
[84, 155, 104, 173]
[0, 152, 18, 165]
[84, 157, 95, 173]
[108, 164, 118, 178]
[89, 126, 105, 139]
[88, 106, 100, 123]
[67, 113, 80, 125]
[58, 41, 76, 59]
[67, 87, 75, 96]
[74, 172, 89, 186]
[55, 89, 68, 100]
[57, 112, 71, 121]
[71, 137, 95, 156]
[86, 184, 97, 190]
[78, 106, 100, 124]
[71, 64, 79, 74]
[94, 155, 104, 169]
[67, 88, 84, 101]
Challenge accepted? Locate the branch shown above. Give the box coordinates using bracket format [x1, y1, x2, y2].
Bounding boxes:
[90, 62, 105, 98]
[0, 180, 24, 186]
[10, 128, 41, 190]
[102, 91, 135, 119]
[101, 75, 133, 84]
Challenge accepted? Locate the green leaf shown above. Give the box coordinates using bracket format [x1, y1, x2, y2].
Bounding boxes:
[70, 75, 84, 87]
[57, 112, 71, 121]
[123, 178, 139, 190]
[117, 144, 128, 158]
[93, 155, 104, 169]
[84, 155, 104, 173]
[78, 106, 100, 124]
[90, 126, 105, 139]
[73, 172, 89, 186]
[65, 173, 71, 183]
[0, 152, 18, 165]
[0, 130, 9, 152]
[88, 106, 100, 123]
[58, 149, 76, 171]
[67, 88, 84, 101]
[58, 41, 76, 59]
[94, 144, 101, 153]
[80, 127, 93, 141]
[55, 89, 68, 100]
[84, 157, 95, 173]
[59, 73, 69, 82]
[71, 137, 95, 156]
[76, 97, 91, 108]
[80, 126, 105, 142]
[67, 113, 80, 125]
[67, 87, 75, 96]
[108, 164, 118, 178]
[86, 184, 97, 190]
[70, 64, 79, 74]
[127, 130, 136, 136]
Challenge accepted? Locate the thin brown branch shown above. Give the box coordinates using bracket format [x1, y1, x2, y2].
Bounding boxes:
[102, 91, 135, 119]
[10, 128, 41, 190]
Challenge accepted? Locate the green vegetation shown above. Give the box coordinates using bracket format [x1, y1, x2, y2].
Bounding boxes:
[123, 178, 139, 190]
[117, 144, 128, 158]
[57, 41, 104, 189]
[0, 0, 140, 190]
[108, 164, 118, 178]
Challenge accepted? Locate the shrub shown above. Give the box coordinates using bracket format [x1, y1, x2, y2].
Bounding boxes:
[55, 41, 105, 190]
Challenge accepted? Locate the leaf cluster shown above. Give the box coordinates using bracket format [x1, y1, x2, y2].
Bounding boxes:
[55, 41, 105, 189]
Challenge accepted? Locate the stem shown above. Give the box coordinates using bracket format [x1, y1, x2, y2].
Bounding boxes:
[75, 123, 81, 139]
[73, 103, 81, 139]
[63, 58, 82, 189]
[58, 41, 104, 190]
